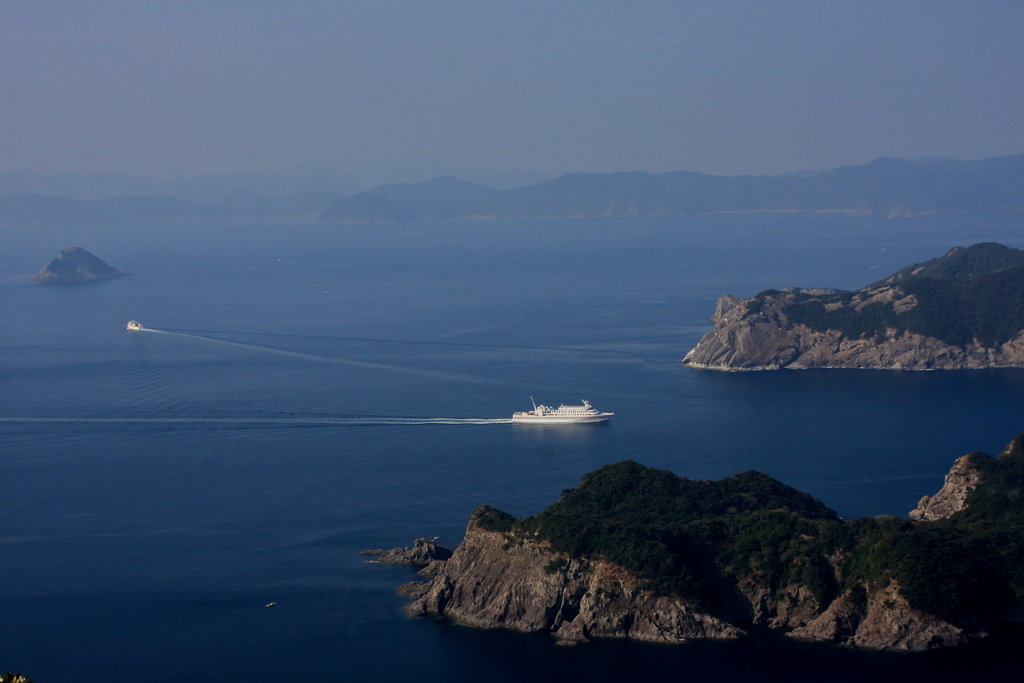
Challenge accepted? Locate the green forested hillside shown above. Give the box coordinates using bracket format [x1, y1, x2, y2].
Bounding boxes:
[779, 244, 1024, 347]
[477, 439, 1024, 624]
[871, 242, 1024, 287]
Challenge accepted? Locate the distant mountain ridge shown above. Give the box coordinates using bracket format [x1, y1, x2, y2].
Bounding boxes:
[0, 158, 552, 202]
[316, 155, 1024, 223]
[2, 155, 1022, 226]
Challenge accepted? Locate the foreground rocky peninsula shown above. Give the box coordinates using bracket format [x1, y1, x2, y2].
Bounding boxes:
[31, 247, 129, 285]
[377, 432, 1024, 651]
[684, 242, 1024, 370]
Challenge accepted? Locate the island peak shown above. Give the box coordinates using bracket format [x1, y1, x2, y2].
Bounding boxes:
[31, 247, 129, 285]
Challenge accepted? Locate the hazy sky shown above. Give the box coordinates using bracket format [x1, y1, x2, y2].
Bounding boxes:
[2, 0, 1022, 177]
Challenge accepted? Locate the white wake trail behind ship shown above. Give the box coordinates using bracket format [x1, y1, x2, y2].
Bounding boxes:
[142, 328, 498, 385]
[0, 417, 512, 425]
[0, 327, 512, 426]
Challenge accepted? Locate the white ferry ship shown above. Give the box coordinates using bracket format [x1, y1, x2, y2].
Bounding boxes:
[512, 398, 612, 424]
[126, 320, 143, 331]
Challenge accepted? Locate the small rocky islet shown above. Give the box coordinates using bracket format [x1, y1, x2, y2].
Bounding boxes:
[31, 247, 129, 285]
[360, 537, 453, 567]
[684, 242, 1024, 370]
[370, 432, 1024, 652]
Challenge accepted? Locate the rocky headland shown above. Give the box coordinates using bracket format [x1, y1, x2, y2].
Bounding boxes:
[31, 247, 129, 285]
[376, 432, 1024, 651]
[684, 242, 1024, 370]
[360, 537, 453, 566]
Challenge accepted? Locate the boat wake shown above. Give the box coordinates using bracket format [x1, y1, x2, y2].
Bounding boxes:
[139, 328, 500, 385]
[0, 416, 514, 426]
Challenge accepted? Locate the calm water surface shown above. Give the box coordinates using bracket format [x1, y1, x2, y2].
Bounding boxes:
[2, 213, 1023, 681]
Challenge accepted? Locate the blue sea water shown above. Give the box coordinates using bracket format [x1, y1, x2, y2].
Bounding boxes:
[2, 213, 1023, 681]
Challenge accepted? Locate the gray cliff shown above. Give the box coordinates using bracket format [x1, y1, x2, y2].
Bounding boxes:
[393, 511, 972, 650]
[374, 438, 1024, 651]
[908, 455, 982, 521]
[360, 537, 453, 566]
[684, 289, 1024, 371]
[789, 582, 968, 651]
[684, 243, 1024, 370]
[403, 517, 744, 644]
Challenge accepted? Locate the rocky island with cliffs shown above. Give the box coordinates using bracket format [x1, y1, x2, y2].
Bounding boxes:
[373, 432, 1024, 652]
[683, 242, 1024, 370]
[31, 247, 129, 285]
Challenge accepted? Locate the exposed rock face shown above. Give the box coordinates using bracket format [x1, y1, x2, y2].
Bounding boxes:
[31, 247, 129, 285]
[1000, 432, 1024, 458]
[747, 585, 823, 630]
[849, 582, 967, 651]
[684, 290, 1024, 370]
[909, 455, 983, 521]
[711, 294, 746, 322]
[396, 581, 432, 600]
[360, 537, 453, 566]
[790, 590, 866, 643]
[791, 583, 967, 651]
[392, 523, 975, 651]
[685, 244, 1024, 370]
[373, 438, 1024, 652]
[404, 523, 744, 644]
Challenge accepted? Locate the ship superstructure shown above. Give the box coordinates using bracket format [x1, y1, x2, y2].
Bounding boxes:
[512, 398, 612, 424]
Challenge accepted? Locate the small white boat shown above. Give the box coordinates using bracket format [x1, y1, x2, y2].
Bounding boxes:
[265, 602, 276, 608]
[512, 398, 612, 424]
[126, 320, 142, 331]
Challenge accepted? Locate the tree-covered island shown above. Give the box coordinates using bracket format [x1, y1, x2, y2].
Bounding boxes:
[385, 432, 1024, 651]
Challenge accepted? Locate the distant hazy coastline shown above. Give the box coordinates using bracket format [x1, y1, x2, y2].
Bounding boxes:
[3, 155, 1022, 227]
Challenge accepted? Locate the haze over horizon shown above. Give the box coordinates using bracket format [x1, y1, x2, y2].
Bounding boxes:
[2, 1, 1022, 179]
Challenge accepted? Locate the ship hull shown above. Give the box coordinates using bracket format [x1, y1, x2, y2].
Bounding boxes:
[511, 413, 612, 424]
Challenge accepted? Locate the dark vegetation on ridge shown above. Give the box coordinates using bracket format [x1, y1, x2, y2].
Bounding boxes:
[751, 243, 1024, 347]
[870, 241, 1024, 287]
[473, 438, 1024, 625]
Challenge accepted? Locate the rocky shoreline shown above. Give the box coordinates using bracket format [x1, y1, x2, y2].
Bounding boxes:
[401, 523, 744, 645]
[360, 537, 452, 566]
[368, 435, 1024, 652]
[389, 516, 969, 651]
[683, 243, 1024, 371]
[683, 290, 1024, 371]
